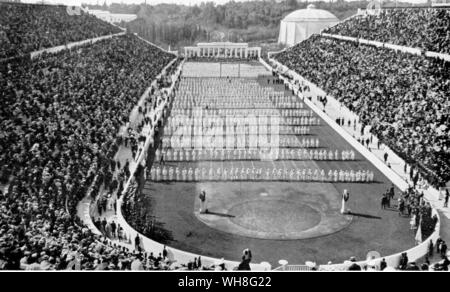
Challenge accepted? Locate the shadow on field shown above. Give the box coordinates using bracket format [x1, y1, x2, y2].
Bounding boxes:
[347, 212, 382, 220]
[204, 211, 236, 218]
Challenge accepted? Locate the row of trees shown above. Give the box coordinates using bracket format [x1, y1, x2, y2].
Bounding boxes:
[86, 0, 374, 49]
[124, 19, 209, 49]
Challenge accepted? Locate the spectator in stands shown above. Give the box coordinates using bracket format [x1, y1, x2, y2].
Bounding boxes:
[379, 258, 387, 271]
[237, 248, 252, 270]
[406, 262, 420, 271]
[347, 257, 361, 271]
[131, 254, 144, 270]
[398, 253, 409, 270]
[433, 255, 449, 271]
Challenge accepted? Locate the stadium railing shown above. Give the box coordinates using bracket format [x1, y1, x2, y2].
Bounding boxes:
[30, 31, 126, 59]
[320, 33, 450, 62]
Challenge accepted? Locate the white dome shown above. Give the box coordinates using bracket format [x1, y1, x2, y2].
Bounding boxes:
[282, 7, 338, 22]
[278, 6, 339, 46]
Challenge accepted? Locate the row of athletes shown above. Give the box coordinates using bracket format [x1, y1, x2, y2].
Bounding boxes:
[169, 108, 312, 117]
[148, 166, 375, 182]
[164, 125, 312, 136]
[166, 116, 320, 127]
[154, 148, 356, 162]
[161, 137, 321, 149]
[171, 101, 306, 111]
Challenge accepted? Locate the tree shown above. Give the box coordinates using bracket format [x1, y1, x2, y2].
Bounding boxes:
[286, 0, 298, 9]
[119, 0, 361, 48]
[191, 5, 201, 17]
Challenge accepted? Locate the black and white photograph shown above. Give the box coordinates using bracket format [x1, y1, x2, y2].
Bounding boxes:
[0, 0, 449, 279]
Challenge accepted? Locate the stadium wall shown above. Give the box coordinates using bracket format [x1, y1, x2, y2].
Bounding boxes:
[321, 33, 450, 62]
[30, 32, 126, 59]
[133, 33, 174, 56]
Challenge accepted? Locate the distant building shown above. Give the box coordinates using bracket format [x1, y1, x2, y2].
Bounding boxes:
[278, 4, 339, 47]
[184, 42, 261, 59]
[88, 9, 137, 24]
[432, 0, 450, 6]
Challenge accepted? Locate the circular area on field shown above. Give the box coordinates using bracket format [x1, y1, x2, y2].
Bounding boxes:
[228, 200, 322, 238]
[193, 182, 352, 240]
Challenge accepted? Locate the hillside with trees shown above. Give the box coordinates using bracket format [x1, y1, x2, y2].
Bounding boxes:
[85, 0, 386, 50]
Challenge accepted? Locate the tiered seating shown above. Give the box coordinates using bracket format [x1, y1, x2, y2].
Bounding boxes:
[0, 2, 122, 59]
[324, 8, 450, 54]
[274, 35, 449, 188]
[0, 34, 174, 270]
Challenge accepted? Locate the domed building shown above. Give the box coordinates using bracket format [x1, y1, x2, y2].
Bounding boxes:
[278, 4, 339, 47]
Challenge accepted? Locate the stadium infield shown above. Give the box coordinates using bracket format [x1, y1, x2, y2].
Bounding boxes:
[140, 107, 416, 266]
[137, 63, 416, 266]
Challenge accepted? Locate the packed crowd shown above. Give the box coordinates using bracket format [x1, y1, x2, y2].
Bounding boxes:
[0, 2, 122, 59]
[324, 8, 450, 54]
[274, 35, 450, 188]
[0, 34, 175, 270]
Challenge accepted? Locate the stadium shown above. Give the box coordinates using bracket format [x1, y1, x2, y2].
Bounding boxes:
[0, 0, 449, 272]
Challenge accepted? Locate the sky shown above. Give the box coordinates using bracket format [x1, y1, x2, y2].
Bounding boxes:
[22, 0, 430, 6]
[22, 0, 256, 5]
